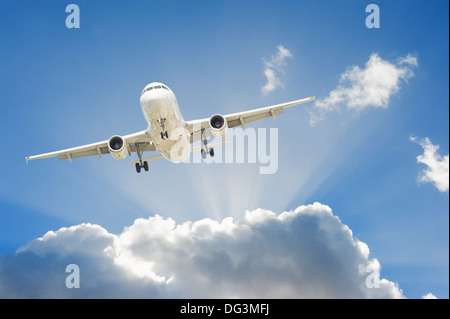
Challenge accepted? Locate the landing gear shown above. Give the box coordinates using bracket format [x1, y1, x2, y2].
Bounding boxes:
[201, 148, 214, 159]
[158, 118, 168, 140]
[135, 143, 149, 173]
[135, 161, 148, 173]
[200, 129, 214, 159]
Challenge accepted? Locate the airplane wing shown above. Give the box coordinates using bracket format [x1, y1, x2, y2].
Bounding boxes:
[185, 97, 315, 142]
[25, 130, 155, 162]
[26, 97, 314, 163]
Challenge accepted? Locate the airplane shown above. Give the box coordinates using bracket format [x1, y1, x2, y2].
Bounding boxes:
[25, 82, 315, 173]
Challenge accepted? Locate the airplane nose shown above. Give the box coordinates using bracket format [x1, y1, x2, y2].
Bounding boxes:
[140, 93, 156, 108]
[140, 89, 172, 114]
[140, 88, 169, 104]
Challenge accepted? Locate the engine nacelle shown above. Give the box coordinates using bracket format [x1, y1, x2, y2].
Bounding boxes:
[209, 114, 228, 138]
[108, 135, 128, 160]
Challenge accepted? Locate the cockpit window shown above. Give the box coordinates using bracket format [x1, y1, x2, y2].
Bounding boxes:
[142, 86, 153, 95]
[142, 84, 170, 95]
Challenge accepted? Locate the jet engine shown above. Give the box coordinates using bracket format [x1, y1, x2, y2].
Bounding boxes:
[209, 114, 228, 138]
[108, 135, 128, 160]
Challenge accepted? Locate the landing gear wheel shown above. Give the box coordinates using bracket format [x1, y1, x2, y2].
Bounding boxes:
[160, 131, 169, 140]
[210, 148, 214, 157]
[135, 143, 150, 173]
[201, 149, 207, 159]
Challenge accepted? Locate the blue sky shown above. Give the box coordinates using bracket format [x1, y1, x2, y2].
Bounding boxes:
[0, 0, 448, 298]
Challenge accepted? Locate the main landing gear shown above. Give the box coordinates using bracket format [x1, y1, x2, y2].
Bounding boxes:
[135, 161, 148, 173]
[135, 143, 149, 173]
[200, 129, 215, 159]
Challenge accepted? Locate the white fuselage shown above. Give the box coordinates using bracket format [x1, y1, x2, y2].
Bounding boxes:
[139, 82, 190, 163]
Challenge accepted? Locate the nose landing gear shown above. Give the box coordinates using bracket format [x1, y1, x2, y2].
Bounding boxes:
[157, 118, 168, 140]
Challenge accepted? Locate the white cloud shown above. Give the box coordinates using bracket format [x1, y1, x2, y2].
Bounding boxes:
[261, 45, 293, 95]
[310, 53, 417, 124]
[422, 292, 438, 299]
[411, 136, 449, 193]
[0, 203, 405, 298]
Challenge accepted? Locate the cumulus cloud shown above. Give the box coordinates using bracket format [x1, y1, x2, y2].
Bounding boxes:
[261, 45, 293, 95]
[0, 203, 405, 298]
[310, 53, 417, 124]
[411, 136, 449, 193]
[422, 292, 438, 299]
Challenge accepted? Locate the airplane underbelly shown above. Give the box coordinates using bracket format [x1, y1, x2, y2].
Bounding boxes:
[141, 94, 189, 163]
[156, 135, 190, 163]
[147, 110, 190, 163]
